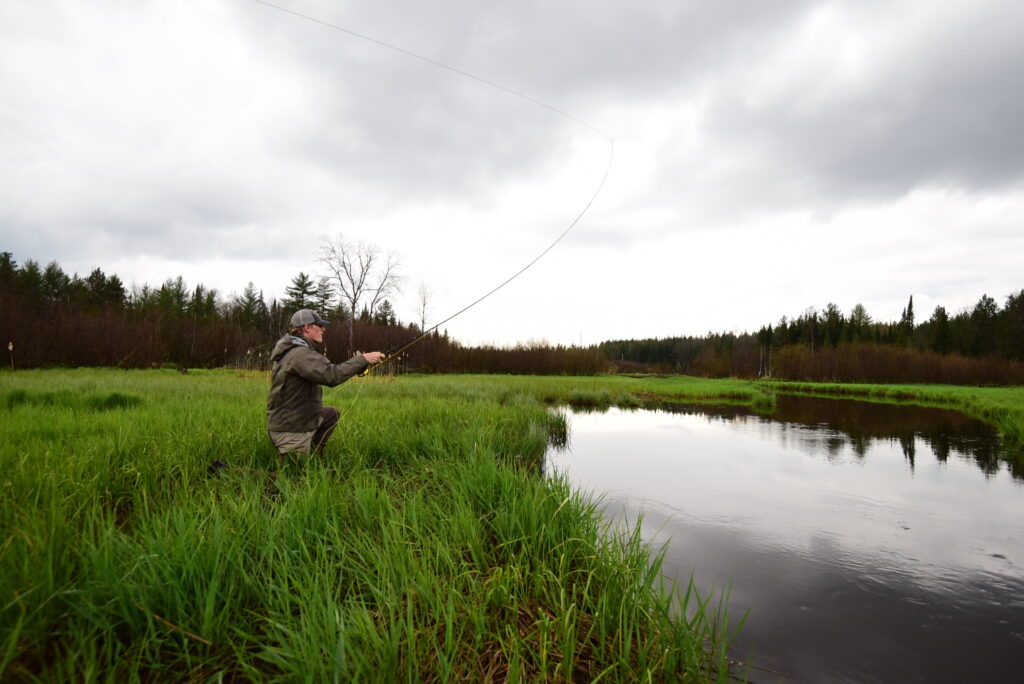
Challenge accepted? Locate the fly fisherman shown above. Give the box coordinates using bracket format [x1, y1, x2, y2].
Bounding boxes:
[266, 309, 385, 461]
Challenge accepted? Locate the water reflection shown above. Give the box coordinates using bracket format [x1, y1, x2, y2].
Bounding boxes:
[546, 397, 1024, 683]
[646, 395, 1024, 480]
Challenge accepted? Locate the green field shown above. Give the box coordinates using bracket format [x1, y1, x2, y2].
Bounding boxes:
[1, 369, 749, 682]
[3, 369, 1022, 682]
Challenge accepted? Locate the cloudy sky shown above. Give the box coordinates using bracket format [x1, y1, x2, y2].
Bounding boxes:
[2, 0, 1022, 345]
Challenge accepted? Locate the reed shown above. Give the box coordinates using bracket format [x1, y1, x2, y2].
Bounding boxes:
[0, 369, 738, 681]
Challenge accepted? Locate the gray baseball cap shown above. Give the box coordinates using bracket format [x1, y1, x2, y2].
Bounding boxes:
[290, 309, 329, 327]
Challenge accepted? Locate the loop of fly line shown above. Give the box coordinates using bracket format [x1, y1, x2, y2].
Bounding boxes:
[248, 0, 614, 418]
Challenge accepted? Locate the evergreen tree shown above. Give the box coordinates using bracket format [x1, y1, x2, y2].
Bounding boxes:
[268, 298, 288, 334]
[66, 273, 89, 302]
[999, 290, 1024, 361]
[314, 275, 335, 318]
[899, 295, 915, 345]
[929, 305, 951, 354]
[236, 282, 266, 328]
[0, 252, 15, 286]
[373, 299, 397, 326]
[131, 284, 157, 312]
[158, 277, 189, 315]
[41, 261, 71, 301]
[105, 275, 126, 306]
[17, 259, 43, 298]
[969, 294, 998, 356]
[800, 307, 819, 352]
[85, 268, 107, 304]
[257, 290, 270, 322]
[330, 301, 350, 324]
[776, 316, 793, 345]
[848, 303, 872, 342]
[188, 285, 218, 318]
[823, 302, 845, 347]
[284, 272, 317, 311]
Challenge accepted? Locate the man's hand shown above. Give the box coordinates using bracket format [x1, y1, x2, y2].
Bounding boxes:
[363, 351, 386, 364]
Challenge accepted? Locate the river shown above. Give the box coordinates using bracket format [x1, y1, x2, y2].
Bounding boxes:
[545, 396, 1024, 683]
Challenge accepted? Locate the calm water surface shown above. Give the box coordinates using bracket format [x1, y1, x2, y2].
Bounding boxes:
[545, 396, 1024, 683]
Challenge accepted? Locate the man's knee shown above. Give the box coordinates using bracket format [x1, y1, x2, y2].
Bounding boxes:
[322, 405, 340, 428]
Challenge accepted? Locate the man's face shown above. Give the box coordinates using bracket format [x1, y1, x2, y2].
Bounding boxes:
[303, 324, 325, 343]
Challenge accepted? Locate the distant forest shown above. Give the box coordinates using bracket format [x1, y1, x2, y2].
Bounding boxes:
[2, 251, 1022, 384]
[602, 295, 1024, 384]
[0, 252, 605, 374]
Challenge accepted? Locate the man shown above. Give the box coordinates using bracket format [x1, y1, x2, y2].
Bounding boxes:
[266, 309, 385, 460]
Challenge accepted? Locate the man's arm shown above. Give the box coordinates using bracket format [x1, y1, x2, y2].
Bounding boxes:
[291, 349, 382, 387]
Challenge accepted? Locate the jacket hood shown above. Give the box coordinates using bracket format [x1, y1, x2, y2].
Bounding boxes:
[270, 334, 310, 364]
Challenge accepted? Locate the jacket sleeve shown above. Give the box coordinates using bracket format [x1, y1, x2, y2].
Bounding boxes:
[290, 349, 371, 387]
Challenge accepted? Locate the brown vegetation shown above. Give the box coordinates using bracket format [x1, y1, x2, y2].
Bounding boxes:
[3, 251, 1021, 383]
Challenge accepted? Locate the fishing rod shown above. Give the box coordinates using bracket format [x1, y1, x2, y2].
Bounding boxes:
[248, 0, 615, 376]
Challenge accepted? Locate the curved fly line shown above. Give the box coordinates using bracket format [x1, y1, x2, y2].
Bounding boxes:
[248, 0, 614, 378]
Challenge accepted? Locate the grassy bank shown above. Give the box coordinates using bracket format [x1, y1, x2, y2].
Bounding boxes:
[764, 380, 1024, 446]
[0, 369, 739, 682]
[359, 374, 775, 410]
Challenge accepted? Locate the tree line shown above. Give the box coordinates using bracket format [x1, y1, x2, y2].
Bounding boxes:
[4, 247, 1021, 383]
[0, 249, 605, 374]
[600, 294, 1024, 384]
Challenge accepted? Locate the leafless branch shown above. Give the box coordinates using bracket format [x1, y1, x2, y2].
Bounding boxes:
[317, 234, 402, 353]
[416, 282, 433, 332]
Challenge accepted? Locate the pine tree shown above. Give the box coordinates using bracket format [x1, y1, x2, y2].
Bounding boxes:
[0, 252, 15, 286]
[41, 261, 71, 301]
[236, 282, 264, 327]
[85, 268, 108, 304]
[823, 302, 845, 347]
[930, 306, 950, 354]
[969, 294, 998, 356]
[104, 275, 126, 306]
[373, 299, 397, 326]
[848, 303, 872, 342]
[899, 295, 915, 345]
[16, 260, 43, 299]
[1000, 290, 1024, 361]
[188, 285, 218, 318]
[314, 276, 335, 318]
[284, 272, 317, 311]
[158, 277, 189, 315]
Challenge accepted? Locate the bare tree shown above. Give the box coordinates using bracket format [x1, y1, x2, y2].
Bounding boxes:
[415, 281, 433, 332]
[317, 235, 402, 353]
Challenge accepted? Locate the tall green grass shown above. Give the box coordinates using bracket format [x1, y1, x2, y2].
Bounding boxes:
[0, 369, 737, 681]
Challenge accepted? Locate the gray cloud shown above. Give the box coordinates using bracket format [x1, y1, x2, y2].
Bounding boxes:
[702, 0, 1024, 206]
[2, 0, 1021, 343]
[241, 0, 823, 202]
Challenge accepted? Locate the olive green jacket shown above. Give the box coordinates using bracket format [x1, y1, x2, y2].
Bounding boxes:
[266, 334, 369, 432]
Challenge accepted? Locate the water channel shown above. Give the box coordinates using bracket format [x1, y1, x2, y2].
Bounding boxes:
[544, 396, 1024, 683]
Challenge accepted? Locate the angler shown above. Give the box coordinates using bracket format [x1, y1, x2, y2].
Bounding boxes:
[266, 309, 384, 462]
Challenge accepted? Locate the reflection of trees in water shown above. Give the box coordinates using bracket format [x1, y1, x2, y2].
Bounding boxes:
[849, 434, 871, 458]
[644, 396, 1023, 481]
[933, 432, 950, 463]
[899, 434, 916, 471]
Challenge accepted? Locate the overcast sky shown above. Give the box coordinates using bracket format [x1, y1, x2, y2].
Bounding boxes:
[2, 0, 1022, 345]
